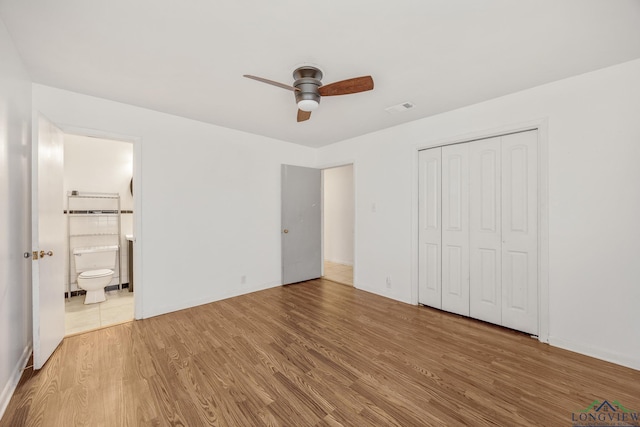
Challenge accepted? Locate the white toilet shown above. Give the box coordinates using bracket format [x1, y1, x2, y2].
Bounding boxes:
[73, 245, 118, 304]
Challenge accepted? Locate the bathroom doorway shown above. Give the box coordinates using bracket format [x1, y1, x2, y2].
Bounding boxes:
[63, 134, 135, 335]
[322, 164, 354, 286]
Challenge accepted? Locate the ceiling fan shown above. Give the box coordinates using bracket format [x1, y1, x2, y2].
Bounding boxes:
[243, 66, 374, 122]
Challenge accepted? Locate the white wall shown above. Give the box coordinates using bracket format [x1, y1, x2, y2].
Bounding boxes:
[323, 165, 354, 265]
[34, 85, 316, 318]
[317, 59, 640, 370]
[64, 134, 134, 289]
[0, 18, 32, 418]
[64, 134, 134, 210]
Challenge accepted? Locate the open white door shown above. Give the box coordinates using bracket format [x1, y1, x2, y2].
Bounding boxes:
[281, 164, 321, 285]
[32, 113, 66, 370]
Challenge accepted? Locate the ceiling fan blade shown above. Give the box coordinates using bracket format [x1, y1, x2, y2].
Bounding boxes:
[297, 109, 311, 122]
[243, 75, 300, 91]
[318, 76, 374, 96]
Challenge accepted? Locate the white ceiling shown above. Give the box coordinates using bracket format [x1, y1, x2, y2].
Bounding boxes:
[1, 1, 639, 148]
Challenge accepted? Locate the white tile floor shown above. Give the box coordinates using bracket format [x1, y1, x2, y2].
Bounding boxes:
[65, 289, 134, 335]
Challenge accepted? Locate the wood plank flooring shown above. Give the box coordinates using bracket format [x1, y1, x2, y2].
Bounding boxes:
[2, 279, 639, 426]
[323, 261, 353, 286]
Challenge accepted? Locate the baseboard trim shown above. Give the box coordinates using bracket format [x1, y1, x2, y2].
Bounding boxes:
[549, 336, 639, 371]
[0, 344, 32, 420]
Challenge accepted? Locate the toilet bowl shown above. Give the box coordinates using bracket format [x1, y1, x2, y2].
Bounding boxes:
[77, 268, 114, 304]
[73, 245, 118, 304]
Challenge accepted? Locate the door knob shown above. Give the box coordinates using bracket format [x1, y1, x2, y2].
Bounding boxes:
[283, 229, 289, 234]
[39, 250, 54, 257]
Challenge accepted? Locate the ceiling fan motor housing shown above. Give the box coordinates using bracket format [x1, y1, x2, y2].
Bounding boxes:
[293, 66, 322, 107]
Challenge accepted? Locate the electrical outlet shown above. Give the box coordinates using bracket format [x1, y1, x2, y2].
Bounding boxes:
[240, 275, 246, 284]
[386, 276, 391, 288]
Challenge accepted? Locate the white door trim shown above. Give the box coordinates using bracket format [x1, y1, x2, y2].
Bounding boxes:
[411, 119, 550, 343]
[55, 125, 144, 320]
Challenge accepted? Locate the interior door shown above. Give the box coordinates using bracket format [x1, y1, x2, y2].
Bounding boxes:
[281, 164, 321, 284]
[501, 130, 538, 335]
[32, 113, 66, 370]
[418, 148, 442, 307]
[441, 143, 470, 316]
[469, 137, 502, 324]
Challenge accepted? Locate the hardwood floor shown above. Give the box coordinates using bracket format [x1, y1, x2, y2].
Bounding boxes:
[323, 261, 353, 286]
[2, 279, 639, 426]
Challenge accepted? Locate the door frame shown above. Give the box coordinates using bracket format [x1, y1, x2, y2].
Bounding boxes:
[318, 160, 357, 288]
[56, 125, 143, 319]
[412, 119, 549, 342]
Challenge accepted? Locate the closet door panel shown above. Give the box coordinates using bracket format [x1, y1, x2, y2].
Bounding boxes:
[418, 148, 442, 308]
[501, 130, 538, 335]
[469, 137, 502, 325]
[441, 143, 470, 316]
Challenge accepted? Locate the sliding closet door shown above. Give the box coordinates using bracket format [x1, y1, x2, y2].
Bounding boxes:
[501, 131, 538, 335]
[441, 144, 470, 316]
[469, 137, 502, 325]
[418, 148, 442, 308]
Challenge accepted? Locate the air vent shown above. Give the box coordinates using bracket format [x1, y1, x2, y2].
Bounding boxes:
[385, 102, 415, 114]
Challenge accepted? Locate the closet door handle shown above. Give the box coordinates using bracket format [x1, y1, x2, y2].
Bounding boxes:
[39, 250, 54, 257]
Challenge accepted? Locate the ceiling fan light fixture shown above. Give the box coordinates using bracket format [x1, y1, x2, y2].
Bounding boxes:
[297, 99, 319, 112]
[243, 66, 373, 122]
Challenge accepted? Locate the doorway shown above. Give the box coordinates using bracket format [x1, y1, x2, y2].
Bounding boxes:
[322, 164, 354, 286]
[63, 134, 135, 335]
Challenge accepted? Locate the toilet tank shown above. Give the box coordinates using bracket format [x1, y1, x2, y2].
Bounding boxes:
[73, 245, 118, 272]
